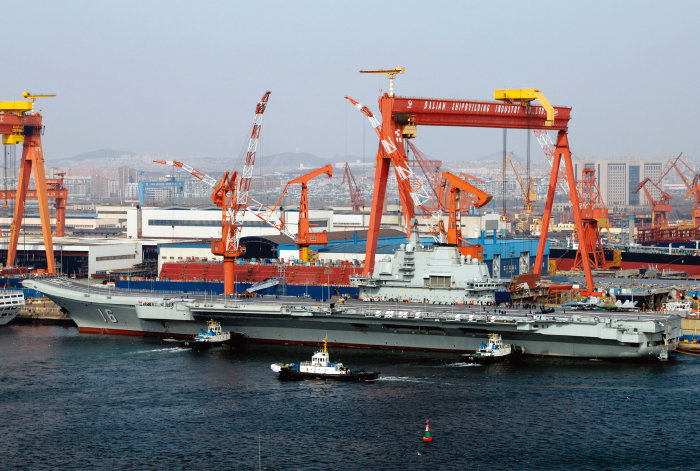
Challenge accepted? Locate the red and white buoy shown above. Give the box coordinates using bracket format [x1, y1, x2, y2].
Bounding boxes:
[422, 419, 432, 442]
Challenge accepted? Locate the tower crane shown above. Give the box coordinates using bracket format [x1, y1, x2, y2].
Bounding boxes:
[634, 177, 672, 228]
[198, 91, 271, 294]
[440, 171, 492, 260]
[341, 163, 364, 212]
[1, 92, 57, 273]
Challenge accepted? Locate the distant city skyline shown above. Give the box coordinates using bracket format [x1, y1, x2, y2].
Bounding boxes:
[3, 1, 697, 168]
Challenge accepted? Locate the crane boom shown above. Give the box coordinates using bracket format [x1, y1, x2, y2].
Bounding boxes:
[634, 177, 672, 227]
[341, 163, 364, 212]
[440, 171, 492, 260]
[154, 159, 295, 240]
[345, 96, 440, 241]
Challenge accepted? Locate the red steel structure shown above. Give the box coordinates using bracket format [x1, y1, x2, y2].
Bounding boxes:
[459, 173, 485, 215]
[658, 153, 700, 228]
[341, 162, 364, 212]
[211, 91, 271, 294]
[634, 177, 672, 228]
[441, 171, 492, 260]
[406, 140, 444, 207]
[345, 84, 593, 291]
[573, 168, 609, 270]
[0, 173, 67, 238]
[0, 93, 57, 272]
[269, 165, 333, 261]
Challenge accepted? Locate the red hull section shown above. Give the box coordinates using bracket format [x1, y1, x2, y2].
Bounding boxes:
[159, 262, 363, 285]
[553, 257, 700, 276]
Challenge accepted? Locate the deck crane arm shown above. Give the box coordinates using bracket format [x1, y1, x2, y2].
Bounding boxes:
[440, 171, 493, 260]
[441, 171, 492, 208]
[262, 165, 333, 262]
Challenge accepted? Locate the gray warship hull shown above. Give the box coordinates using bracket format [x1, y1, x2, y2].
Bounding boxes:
[24, 278, 682, 359]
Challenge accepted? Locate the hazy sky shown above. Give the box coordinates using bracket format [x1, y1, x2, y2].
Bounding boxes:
[3, 1, 698, 167]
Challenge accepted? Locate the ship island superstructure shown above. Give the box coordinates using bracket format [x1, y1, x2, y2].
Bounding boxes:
[351, 230, 507, 304]
[24, 277, 682, 360]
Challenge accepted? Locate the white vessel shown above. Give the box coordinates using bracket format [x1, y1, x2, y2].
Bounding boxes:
[462, 333, 524, 363]
[271, 337, 379, 381]
[0, 290, 25, 326]
[179, 320, 231, 351]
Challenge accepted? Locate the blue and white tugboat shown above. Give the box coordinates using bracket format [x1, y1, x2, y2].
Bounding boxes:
[271, 337, 379, 382]
[179, 320, 232, 352]
[461, 333, 524, 364]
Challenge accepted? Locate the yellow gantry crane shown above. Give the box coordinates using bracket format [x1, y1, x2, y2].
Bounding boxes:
[0, 92, 57, 272]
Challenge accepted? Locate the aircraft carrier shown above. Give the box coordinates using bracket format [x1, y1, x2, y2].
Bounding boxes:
[24, 277, 683, 360]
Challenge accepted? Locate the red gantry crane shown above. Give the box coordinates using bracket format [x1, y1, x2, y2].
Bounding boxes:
[573, 168, 609, 270]
[1, 92, 57, 273]
[346, 73, 592, 291]
[341, 162, 364, 212]
[0, 173, 68, 238]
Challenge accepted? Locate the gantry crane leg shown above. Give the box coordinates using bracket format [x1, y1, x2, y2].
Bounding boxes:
[7, 132, 55, 273]
[363, 154, 392, 276]
[534, 131, 594, 292]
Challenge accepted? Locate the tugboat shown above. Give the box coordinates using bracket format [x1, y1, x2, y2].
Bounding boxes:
[179, 320, 232, 352]
[461, 333, 524, 364]
[270, 337, 379, 382]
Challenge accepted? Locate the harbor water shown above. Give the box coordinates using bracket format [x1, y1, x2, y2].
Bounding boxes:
[1, 325, 698, 470]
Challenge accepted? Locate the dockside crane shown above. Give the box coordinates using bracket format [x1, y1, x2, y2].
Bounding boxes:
[265, 165, 333, 262]
[1, 92, 57, 273]
[155, 159, 332, 263]
[347, 74, 596, 293]
[634, 177, 673, 228]
[211, 91, 271, 294]
[440, 171, 493, 260]
[341, 163, 364, 212]
[459, 173, 485, 215]
[658, 153, 700, 228]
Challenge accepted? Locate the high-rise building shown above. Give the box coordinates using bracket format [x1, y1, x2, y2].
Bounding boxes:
[574, 159, 663, 207]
